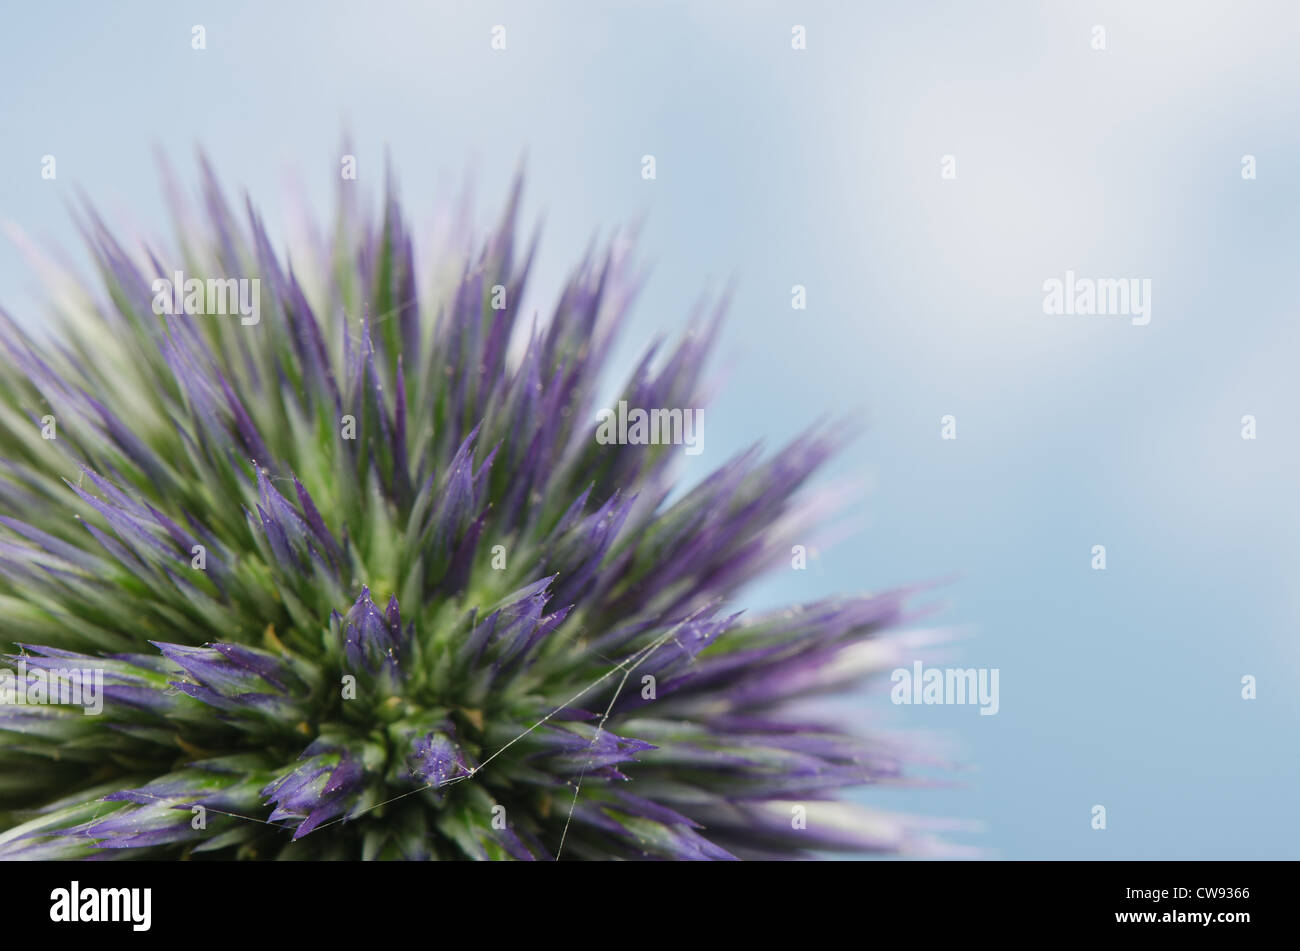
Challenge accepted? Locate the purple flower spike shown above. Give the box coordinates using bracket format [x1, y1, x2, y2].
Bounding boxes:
[339, 587, 406, 676]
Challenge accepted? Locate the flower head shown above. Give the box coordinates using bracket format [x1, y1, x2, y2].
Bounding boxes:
[0, 159, 940, 859]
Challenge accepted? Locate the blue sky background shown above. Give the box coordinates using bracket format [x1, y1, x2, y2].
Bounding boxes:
[2, 1, 1297, 858]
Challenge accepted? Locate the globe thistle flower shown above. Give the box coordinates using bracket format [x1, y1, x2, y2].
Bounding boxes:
[0, 159, 940, 860]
